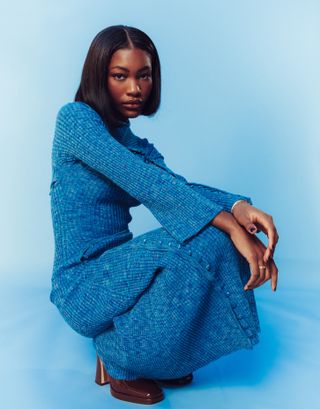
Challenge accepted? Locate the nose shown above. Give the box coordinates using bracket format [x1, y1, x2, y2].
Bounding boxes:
[127, 78, 141, 95]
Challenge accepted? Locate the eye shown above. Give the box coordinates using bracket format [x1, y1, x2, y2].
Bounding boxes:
[139, 73, 152, 80]
[111, 73, 126, 80]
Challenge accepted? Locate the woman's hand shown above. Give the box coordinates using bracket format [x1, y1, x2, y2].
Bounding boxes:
[229, 224, 279, 291]
[231, 201, 279, 264]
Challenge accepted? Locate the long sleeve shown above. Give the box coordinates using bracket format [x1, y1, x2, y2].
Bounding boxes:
[54, 102, 226, 244]
[142, 142, 254, 212]
[187, 183, 252, 212]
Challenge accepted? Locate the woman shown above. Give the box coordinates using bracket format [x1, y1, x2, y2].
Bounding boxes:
[49, 25, 279, 405]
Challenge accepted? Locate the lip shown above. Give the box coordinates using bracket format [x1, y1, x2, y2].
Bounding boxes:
[122, 102, 142, 110]
[122, 102, 142, 107]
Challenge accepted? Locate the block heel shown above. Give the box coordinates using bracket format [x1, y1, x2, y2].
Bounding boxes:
[95, 354, 111, 385]
[94, 353, 164, 404]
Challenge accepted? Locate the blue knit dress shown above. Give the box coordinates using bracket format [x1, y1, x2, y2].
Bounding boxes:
[49, 101, 261, 380]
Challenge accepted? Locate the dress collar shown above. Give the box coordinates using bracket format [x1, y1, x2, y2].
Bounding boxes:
[115, 118, 130, 128]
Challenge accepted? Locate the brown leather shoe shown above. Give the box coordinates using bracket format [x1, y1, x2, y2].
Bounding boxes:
[95, 354, 164, 405]
[154, 372, 193, 387]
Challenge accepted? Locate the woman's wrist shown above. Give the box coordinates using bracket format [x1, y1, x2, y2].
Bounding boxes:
[231, 199, 248, 215]
[210, 210, 241, 236]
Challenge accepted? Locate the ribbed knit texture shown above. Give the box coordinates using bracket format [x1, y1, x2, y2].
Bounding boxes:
[49, 101, 260, 380]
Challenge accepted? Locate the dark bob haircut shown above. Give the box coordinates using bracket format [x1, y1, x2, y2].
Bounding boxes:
[74, 25, 161, 129]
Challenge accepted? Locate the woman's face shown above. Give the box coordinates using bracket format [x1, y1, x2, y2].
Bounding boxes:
[107, 48, 153, 120]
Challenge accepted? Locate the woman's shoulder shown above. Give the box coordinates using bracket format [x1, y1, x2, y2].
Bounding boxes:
[55, 101, 104, 134]
[57, 101, 98, 118]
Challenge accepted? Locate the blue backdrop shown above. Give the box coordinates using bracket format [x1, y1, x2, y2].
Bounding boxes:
[1, 1, 319, 408]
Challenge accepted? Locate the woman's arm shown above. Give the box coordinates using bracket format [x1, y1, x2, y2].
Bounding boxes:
[137, 141, 254, 212]
[209, 209, 240, 235]
[187, 182, 253, 213]
[54, 102, 226, 244]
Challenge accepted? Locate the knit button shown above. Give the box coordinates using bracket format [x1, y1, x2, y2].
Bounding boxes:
[143, 239, 147, 243]
[231, 302, 237, 309]
[225, 291, 230, 297]
[238, 314, 243, 319]
[205, 264, 210, 270]
[168, 242, 172, 246]
[178, 244, 181, 249]
[188, 250, 192, 256]
[159, 240, 162, 244]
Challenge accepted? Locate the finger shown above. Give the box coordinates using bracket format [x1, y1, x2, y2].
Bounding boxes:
[253, 259, 267, 288]
[253, 221, 268, 236]
[270, 260, 278, 291]
[264, 264, 272, 284]
[263, 239, 278, 263]
[263, 247, 272, 264]
[264, 229, 279, 263]
[265, 226, 277, 255]
[248, 221, 264, 235]
[248, 224, 258, 234]
[254, 215, 279, 258]
[253, 260, 272, 288]
[244, 233, 278, 291]
[244, 259, 261, 290]
[251, 233, 276, 269]
[252, 234, 272, 261]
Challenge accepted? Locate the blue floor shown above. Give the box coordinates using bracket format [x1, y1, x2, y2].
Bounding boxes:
[2, 257, 319, 409]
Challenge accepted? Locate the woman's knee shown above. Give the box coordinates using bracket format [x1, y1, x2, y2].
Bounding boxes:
[58, 300, 113, 338]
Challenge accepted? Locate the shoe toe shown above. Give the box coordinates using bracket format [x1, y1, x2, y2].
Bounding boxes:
[125, 378, 163, 398]
[111, 378, 163, 400]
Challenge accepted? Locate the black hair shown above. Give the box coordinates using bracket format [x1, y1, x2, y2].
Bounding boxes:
[74, 25, 161, 129]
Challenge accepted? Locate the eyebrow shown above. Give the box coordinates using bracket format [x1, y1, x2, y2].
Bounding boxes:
[110, 65, 151, 72]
